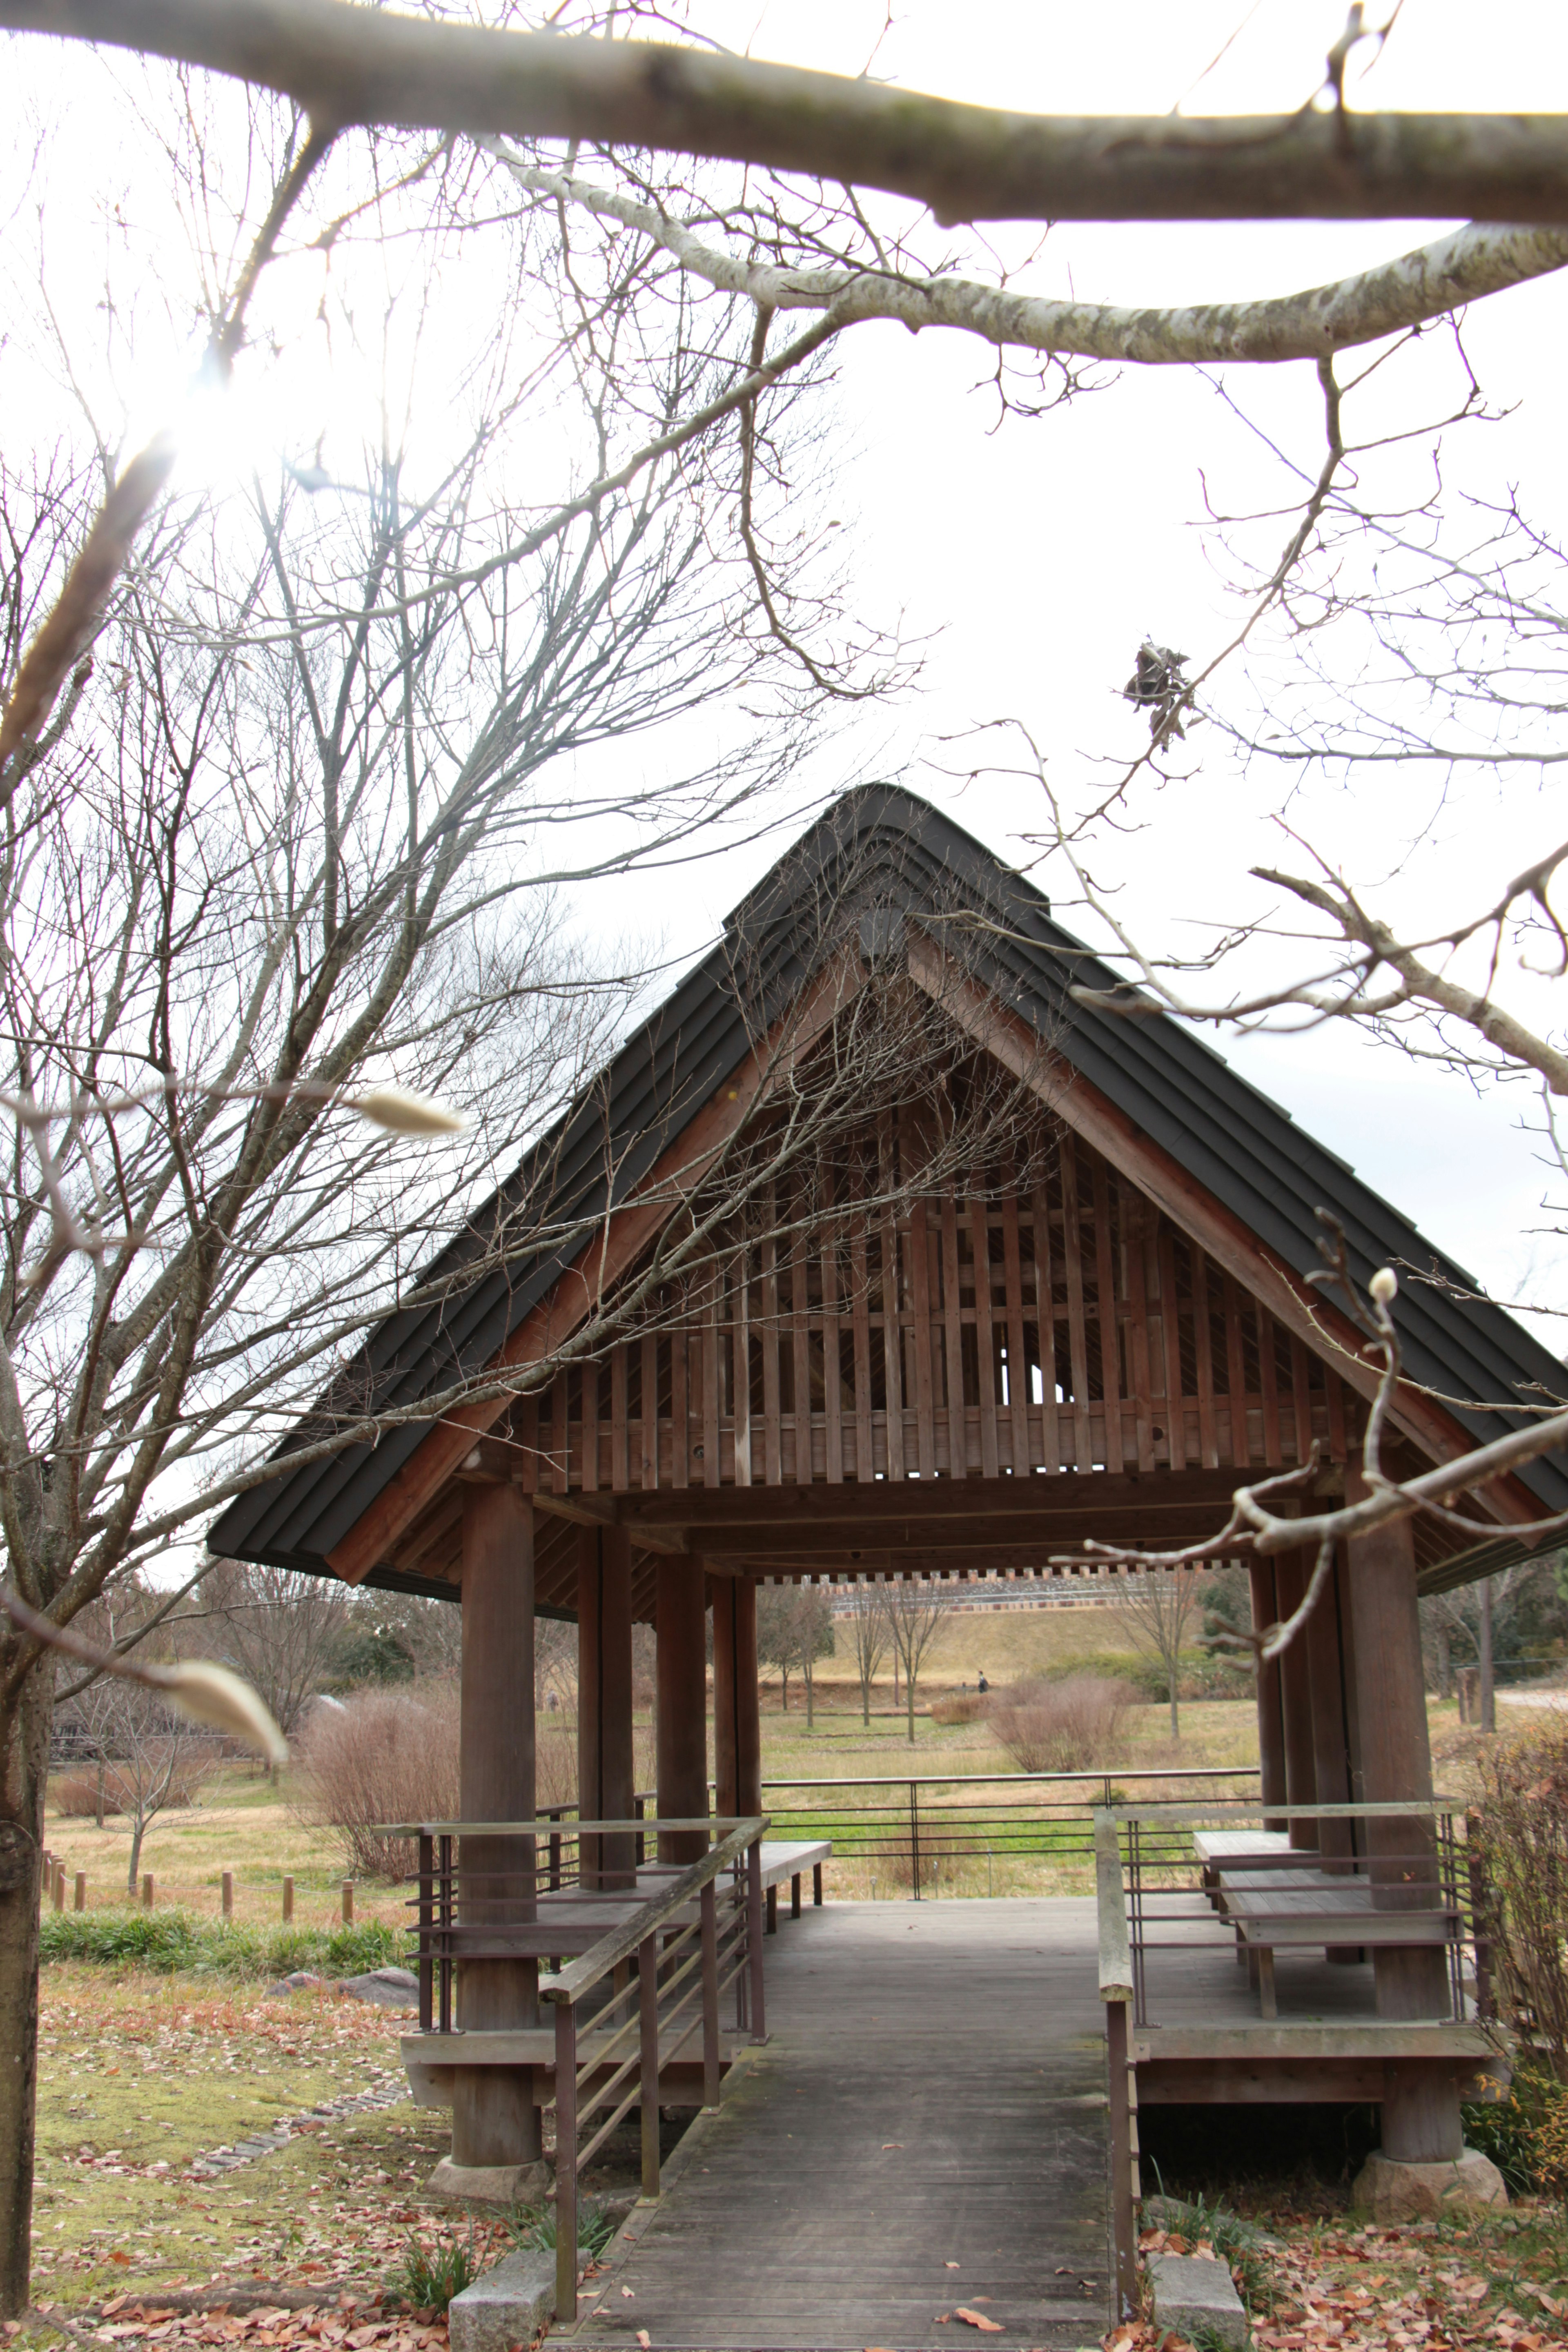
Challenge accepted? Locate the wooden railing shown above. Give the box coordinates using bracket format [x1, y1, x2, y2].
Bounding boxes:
[390, 1814, 768, 2323]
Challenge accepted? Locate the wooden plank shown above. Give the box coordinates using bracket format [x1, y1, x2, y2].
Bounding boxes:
[820, 1226, 843, 1486]
[640, 1333, 659, 1491]
[1118, 1180, 1156, 1474]
[1257, 1303, 1282, 1467]
[703, 1275, 721, 1491]
[1223, 1274, 1252, 1470]
[850, 1184, 875, 1485]
[1058, 1134, 1094, 1472]
[1191, 1243, 1219, 1468]
[1289, 1331, 1314, 1466]
[1031, 1178, 1060, 1474]
[610, 1347, 628, 1494]
[940, 1194, 968, 1480]
[671, 1321, 690, 1491]
[1156, 1224, 1187, 1471]
[907, 1195, 937, 1476]
[878, 1130, 906, 1481]
[791, 1222, 812, 1487]
[581, 1358, 599, 1495]
[760, 1222, 782, 1487]
[1091, 1151, 1125, 1476]
[969, 1195, 1000, 1479]
[1000, 1185, 1031, 1475]
[550, 1369, 569, 1495]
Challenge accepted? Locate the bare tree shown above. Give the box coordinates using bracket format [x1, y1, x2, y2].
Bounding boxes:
[1105, 1570, 1203, 1740]
[837, 1581, 890, 1728]
[69, 1678, 216, 1896]
[878, 1577, 954, 1746]
[198, 1563, 350, 1746]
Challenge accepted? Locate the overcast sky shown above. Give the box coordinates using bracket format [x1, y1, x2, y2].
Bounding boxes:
[9, 0, 1568, 1351]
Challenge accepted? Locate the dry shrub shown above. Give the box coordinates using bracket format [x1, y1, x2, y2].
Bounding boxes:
[929, 1691, 987, 1727]
[55, 1746, 212, 1817]
[987, 1675, 1135, 1774]
[54, 1772, 117, 1817]
[292, 1681, 461, 1882]
[537, 1719, 578, 1815]
[1473, 1719, 1568, 2078]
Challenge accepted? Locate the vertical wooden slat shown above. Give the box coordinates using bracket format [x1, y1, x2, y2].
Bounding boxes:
[1190, 1245, 1219, 1468]
[1000, 1186, 1030, 1474]
[551, 1369, 569, 1495]
[733, 1250, 753, 1486]
[517, 1391, 539, 1494]
[1031, 1180, 1060, 1473]
[639, 1334, 659, 1490]
[1289, 1332, 1314, 1465]
[939, 1195, 968, 1479]
[671, 1319, 690, 1490]
[1091, 1153, 1125, 1475]
[1223, 1275, 1252, 1470]
[969, 1196, 1000, 1478]
[610, 1347, 628, 1493]
[908, 1196, 937, 1476]
[1118, 1181, 1156, 1473]
[791, 1221, 812, 1486]
[761, 1221, 782, 1486]
[879, 1129, 906, 1480]
[1156, 1224, 1187, 1471]
[581, 1359, 599, 1494]
[1257, 1303, 1282, 1466]
[704, 1273, 721, 1489]
[851, 1186, 875, 1484]
[820, 1225, 843, 1484]
[1058, 1135, 1094, 1472]
[1326, 1368, 1348, 1463]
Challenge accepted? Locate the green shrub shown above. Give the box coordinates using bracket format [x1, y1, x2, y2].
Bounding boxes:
[394, 2226, 478, 2314]
[513, 2203, 615, 2260]
[1463, 2055, 1568, 2197]
[40, 1907, 401, 1980]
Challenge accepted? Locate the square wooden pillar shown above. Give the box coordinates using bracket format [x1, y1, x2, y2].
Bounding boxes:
[656, 1558, 709, 1865]
[578, 1524, 636, 1889]
[1274, 1551, 1319, 1849]
[1248, 1560, 1287, 1830]
[1344, 1470, 1461, 2165]
[443, 1481, 543, 2197]
[712, 1572, 761, 1821]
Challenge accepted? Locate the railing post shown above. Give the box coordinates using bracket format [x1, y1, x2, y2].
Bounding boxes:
[418, 1833, 434, 2034]
[1106, 1997, 1140, 2322]
[746, 1835, 766, 2042]
[549, 1812, 562, 1893]
[910, 1778, 920, 1902]
[554, 1998, 578, 2323]
[638, 1933, 661, 2199]
[700, 1878, 721, 2111]
[734, 1861, 749, 2031]
[437, 1832, 452, 2035]
[634, 1792, 646, 1869]
[1466, 1812, 1494, 2022]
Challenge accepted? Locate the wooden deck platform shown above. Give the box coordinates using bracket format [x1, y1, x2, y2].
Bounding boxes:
[560, 1898, 1110, 2352]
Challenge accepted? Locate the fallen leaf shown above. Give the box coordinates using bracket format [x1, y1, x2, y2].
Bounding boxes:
[955, 2310, 1002, 2333]
[945, 2262, 960, 2270]
[620, 2287, 635, 2299]
[636, 2335, 650, 2350]
[881, 2143, 904, 2150]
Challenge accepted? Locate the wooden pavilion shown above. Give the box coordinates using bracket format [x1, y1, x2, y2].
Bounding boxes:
[211, 786, 1568, 2248]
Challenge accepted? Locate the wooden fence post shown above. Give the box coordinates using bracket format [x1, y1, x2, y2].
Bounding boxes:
[282, 1876, 294, 1922]
[142, 1874, 155, 1909]
[221, 1871, 234, 1919]
[52, 1863, 65, 1913]
[74, 1872, 86, 1913]
[341, 1880, 354, 1924]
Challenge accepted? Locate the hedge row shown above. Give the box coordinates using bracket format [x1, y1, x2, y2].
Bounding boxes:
[39, 1909, 401, 1979]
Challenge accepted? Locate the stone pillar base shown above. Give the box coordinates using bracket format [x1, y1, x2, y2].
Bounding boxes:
[1352, 2147, 1507, 2222]
[427, 2155, 552, 2208]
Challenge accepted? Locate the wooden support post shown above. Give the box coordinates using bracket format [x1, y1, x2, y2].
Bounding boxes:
[1303, 1550, 1359, 1959]
[1248, 1559, 1287, 1831]
[713, 1572, 762, 1833]
[51, 1863, 64, 1913]
[73, 1871, 85, 1913]
[578, 1524, 636, 1889]
[1274, 1551, 1318, 1849]
[281, 1876, 294, 1923]
[142, 1874, 154, 1909]
[452, 1481, 541, 2183]
[791, 1872, 802, 1920]
[746, 1837, 766, 2042]
[1345, 1473, 1461, 2164]
[221, 1870, 234, 1919]
[813, 1860, 823, 1907]
[1106, 1999, 1139, 2323]
[656, 1558, 709, 1866]
[341, 1880, 354, 1924]
[638, 1933, 661, 2199]
[765, 1882, 777, 1935]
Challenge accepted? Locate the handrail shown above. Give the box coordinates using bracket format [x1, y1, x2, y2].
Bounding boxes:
[633, 1767, 1260, 1797]
[381, 1815, 748, 1835]
[539, 1815, 768, 2007]
[1100, 1797, 1459, 1828]
[1094, 1813, 1133, 2004]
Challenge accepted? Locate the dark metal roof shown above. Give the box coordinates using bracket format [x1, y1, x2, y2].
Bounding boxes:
[209, 784, 1568, 1586]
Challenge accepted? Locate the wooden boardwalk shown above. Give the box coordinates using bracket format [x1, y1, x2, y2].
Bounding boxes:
[562, 1898, 1109, 2352]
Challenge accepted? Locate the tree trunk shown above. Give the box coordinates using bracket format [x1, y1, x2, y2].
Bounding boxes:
[804, 1660, 814, 1729]
[127, 1817, 146, 1897]
[1167, 1664, 1179, 1740]
[860, 1673, 870, 1727]
[1479, 1579, 1495, 1733]
[905, 1661, 915, 1744]
[0, 1665, 53, 2317]
[780, 1665, 789, 1714]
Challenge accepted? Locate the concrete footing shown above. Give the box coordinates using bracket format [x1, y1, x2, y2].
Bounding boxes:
[447, 2252, 556, 2352]
[1145, 2251, 1248, 2348]
[1351, 2147, 1508, 2222]
[426, 2155, 551, 2208]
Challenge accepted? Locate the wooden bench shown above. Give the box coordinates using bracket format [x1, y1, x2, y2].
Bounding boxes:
[1214, 1867, 1452, 2019]
[759, 1840, 831, 1933]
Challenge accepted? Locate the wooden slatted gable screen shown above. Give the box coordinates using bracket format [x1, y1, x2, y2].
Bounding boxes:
[548, 1121, 1356, 1492]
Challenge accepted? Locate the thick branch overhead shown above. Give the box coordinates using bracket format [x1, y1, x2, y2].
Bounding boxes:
[9, 0, 1568, 225]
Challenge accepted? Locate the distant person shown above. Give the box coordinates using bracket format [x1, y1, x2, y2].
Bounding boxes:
[977, 1670, 989, 1694]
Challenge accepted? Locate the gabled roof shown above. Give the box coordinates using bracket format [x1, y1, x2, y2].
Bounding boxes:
[209, 784, 1568, 1588]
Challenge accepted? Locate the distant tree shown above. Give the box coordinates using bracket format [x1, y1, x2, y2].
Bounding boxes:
[878, 1578, 954, 1746]
[1107, 1569, 1203, 1739]
[838, 1582, 891, 1727]
[330, 1591, 463, 1688]
[68, 1677, 215, 1894]
[198, 1562, 351, 1746]
[787, 1588, 835, 1731]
